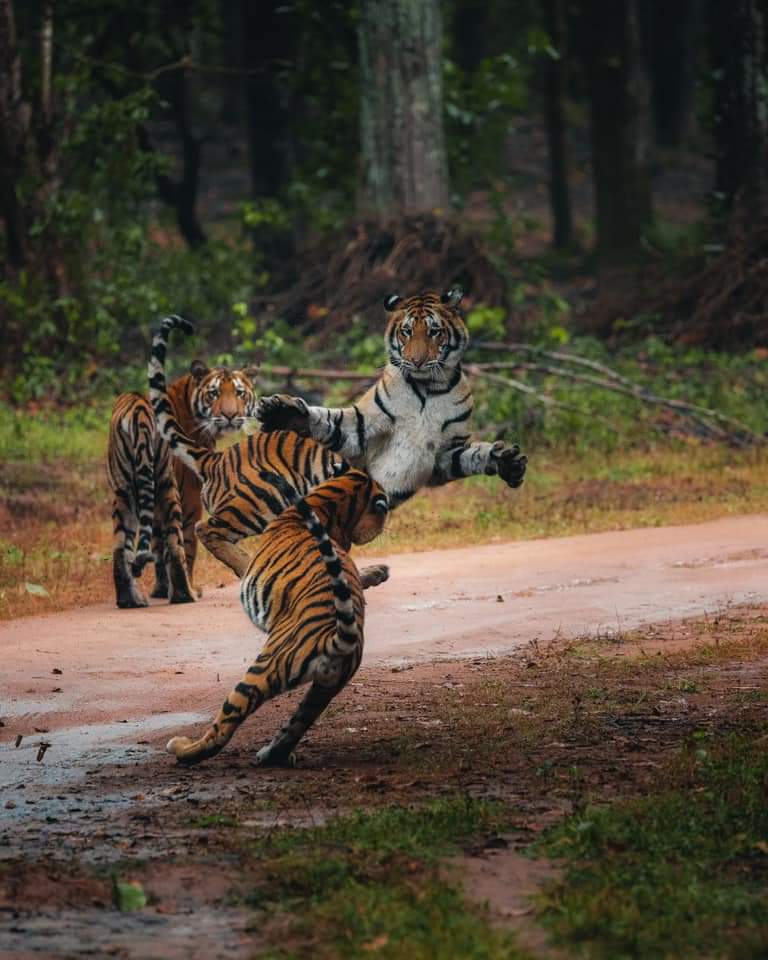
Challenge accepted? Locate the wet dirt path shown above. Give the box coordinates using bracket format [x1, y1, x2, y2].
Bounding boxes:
[2, 514, 767, 791]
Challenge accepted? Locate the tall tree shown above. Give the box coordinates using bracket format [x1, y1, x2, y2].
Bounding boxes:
[358, 0, 449, 217]
[542, 0, 573, 249]
[647, 0, 703, 148]
[575, 0, 654, 275]
[711, 0, 768, 217]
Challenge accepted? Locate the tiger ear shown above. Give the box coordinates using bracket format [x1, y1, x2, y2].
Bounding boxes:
[372, 494, 389, 515]
[190, 359, 210, 381]
[240, 363, 260, 380]
[384, 294, 402, 312]
[441, 286, 464, 307]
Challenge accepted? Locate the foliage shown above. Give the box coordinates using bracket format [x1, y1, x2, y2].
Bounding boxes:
[538, 734, 768, 958]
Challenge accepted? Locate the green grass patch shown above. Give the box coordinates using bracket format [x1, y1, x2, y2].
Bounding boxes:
[537, 734, 768, 959]
[0, 401, 108, 465]
[190, 813, 239, 829]
[245, 796, 531, 959]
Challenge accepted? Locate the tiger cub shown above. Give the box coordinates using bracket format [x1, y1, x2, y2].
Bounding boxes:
[166, 469, 388, 767]
[256, 287, 527, 507]
[148, 314, 388, 590]
[108, 359, 258, 608]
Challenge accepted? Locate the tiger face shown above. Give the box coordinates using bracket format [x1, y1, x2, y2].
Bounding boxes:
[318, 470, 389, 550]
[189, 361, 259, 439]
[384, 287, 469, 382]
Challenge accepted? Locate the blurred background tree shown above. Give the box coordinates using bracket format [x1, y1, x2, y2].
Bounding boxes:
[1, 0, 767, 402]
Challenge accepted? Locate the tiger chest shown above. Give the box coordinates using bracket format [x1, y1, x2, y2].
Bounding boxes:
[363, 391, 458, 496]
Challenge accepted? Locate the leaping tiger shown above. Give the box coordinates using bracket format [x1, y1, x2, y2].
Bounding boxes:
[256, 287, 527, 506]
[108, 359, 258, 608]
[166, 468, 389, 767]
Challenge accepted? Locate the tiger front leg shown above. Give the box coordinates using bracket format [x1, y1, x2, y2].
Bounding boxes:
[196, 518, 253, 579]
[432, 440, 527, 489]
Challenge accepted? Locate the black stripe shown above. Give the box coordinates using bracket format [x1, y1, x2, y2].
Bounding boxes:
[354, 405, 366, 453]
[440, 407, 472, 432]
[374, 385, 395, 422]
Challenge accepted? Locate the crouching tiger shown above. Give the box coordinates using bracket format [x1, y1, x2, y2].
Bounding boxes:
[166, 469, 388, 767]
[108, 358, 258, 608]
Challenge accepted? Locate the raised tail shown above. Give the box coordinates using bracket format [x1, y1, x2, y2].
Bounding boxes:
[262, 472, 360, 654]
[148, 314, 209, 479]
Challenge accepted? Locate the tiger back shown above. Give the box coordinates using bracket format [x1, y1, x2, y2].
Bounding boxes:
[108, 359, 258, 608]
[166, 469, 389, 767]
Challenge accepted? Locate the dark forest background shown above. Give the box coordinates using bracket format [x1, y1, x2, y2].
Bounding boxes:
[1, 0, 767, 404]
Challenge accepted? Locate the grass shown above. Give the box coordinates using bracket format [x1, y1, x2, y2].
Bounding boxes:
[241, 796, 530, 960]
[537, 734, 768, 959]
[3, 394, 768, 619]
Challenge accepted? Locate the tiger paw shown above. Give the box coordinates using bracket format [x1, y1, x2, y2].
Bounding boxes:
[360, 564, 390, 589]
[255, 744, 297, 768]
[256, 394, 311, 435]
[488, 442, 527, 488]
[166, 735, 193, 758]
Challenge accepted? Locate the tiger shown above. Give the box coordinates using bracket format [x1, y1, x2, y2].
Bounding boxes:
[166, 468, 389, 767]
[255, 287, 528, 506]
[147, 314, 388, 590]
[108, 359, 258, 608]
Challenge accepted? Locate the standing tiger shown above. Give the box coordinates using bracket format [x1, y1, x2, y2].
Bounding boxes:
[147, 314, 388, 590]
[166, 469, 389, 767]
[256, 287, 527, 505]
[108, 359, 258, 608]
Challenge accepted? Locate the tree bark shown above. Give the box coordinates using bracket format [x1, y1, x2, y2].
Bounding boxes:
[576, 0, 654, 272]
[542, 0, 573, 249]
[711, 0, 768, 218]
[0, 0, 32, 269]
[647, 0, 702, 148]
[358, 0, 449, 217]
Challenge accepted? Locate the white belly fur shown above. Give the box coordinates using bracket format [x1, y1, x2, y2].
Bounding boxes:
[360, 385, 462, 496]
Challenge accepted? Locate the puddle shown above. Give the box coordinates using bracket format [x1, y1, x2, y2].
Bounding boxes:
[0, 712, 205, 799]
[0, 907, 255, 959]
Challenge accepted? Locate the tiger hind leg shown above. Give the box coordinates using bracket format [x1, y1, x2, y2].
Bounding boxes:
[256, 657, 349, 768]
[155, 441, 196, 604]
[112, 493, 149, 609]
[149, 523, 169, 598]
[167, 653, 276, 766]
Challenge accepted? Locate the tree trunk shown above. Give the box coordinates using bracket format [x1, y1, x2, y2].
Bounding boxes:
[648, 0, 702, 148]
[711, 0, 768, 218]
[576, 0, 654, 273]
[542, 0, 573, 249]
[0, 0, 32, 270]
[358, 0, 449, 218]
[240, 0, 295, 199]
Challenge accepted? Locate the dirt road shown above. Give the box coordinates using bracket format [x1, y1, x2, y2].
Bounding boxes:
[2, 514, 767, 790]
